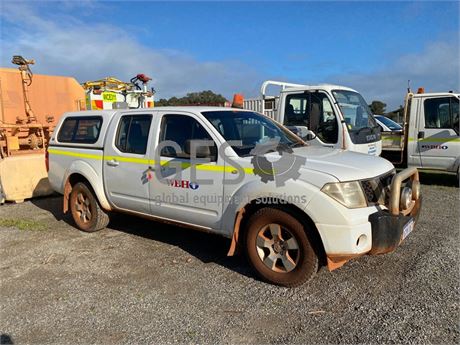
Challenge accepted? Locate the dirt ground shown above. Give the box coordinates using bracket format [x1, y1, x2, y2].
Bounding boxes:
[1, 181, 459, 344]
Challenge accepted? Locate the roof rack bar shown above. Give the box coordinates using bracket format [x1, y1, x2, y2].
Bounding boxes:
[260, 80, 309, 115]
[260, 80, 309, 98]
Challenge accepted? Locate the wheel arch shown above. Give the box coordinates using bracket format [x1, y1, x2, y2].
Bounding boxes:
[452, 155, 460, 173]
[227, 197, 326, 266]
[62, 161, 111, 213]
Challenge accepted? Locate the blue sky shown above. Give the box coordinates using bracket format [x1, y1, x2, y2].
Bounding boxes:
[1, 0, 459, 109]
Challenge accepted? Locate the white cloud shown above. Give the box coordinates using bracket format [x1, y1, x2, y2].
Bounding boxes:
[0, 1, 262, 100]
[328, 39, 460, 110]
[1, 1, 457, 109]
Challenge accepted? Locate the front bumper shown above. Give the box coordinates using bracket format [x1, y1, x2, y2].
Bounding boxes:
[326, 167, 422, 270]
[369, 166, 422, 254]
[368, 196, 422, 255]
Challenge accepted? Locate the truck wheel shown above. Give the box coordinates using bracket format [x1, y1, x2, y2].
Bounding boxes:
[69, 182, 109, 232]
[245, 208, 319, 287]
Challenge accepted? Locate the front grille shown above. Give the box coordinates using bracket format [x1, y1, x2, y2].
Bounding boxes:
[361, 170, 395, 206]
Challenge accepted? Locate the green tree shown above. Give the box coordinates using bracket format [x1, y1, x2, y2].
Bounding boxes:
[155, 90, 227, 106]
[168, 97, 180, 105]
[369, 100, 387, 115]
[386, 105, 404, 124]
[155, 98, 169, 106]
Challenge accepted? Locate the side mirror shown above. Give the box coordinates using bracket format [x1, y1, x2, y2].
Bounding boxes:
[304, 133, 316, 141]
[185, 140, 212, 158]
[287, 125, 311, 138]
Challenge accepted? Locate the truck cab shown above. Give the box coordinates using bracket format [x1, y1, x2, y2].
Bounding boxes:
[244, 81, 382, 156]
[381, 90, 460, 177]
[406, 92, 459, 173]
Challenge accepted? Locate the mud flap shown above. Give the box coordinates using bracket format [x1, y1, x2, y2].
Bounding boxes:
[0, 155, 53, 202]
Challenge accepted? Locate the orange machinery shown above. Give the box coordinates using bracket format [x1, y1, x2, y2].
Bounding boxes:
[0, 56, 85, 203]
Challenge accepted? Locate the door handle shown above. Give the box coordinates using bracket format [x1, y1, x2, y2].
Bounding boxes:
[107, 160, 119, 167]
[417, 131, 425, 139]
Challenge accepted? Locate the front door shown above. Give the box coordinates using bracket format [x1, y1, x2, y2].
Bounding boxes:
[103, 112, 153, 213]
[148, 112, 224, 229]
[418, 96, 459, 170]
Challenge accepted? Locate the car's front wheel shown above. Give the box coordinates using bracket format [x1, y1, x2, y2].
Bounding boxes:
[245, 208, 319, 287]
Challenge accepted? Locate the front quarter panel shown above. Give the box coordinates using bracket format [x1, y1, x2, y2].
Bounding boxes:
[305, 191, 380, 255]
[221, 177, 326, 237]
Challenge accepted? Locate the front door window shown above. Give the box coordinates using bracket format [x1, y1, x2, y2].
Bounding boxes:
[284, 92, 338, 144]
[159, 114, 217, 160]
[424, 97, 459, 134]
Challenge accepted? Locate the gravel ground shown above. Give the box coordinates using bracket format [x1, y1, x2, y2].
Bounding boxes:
[0, 183, 459, 344]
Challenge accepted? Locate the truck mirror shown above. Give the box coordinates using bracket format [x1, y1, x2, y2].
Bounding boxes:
[304, 133, 316, 141]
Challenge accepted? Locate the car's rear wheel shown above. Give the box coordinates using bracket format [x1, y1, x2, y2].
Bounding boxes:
[70, 182, 109, 232]
[245, 208, 318, 287]
[457, 166, 459, 187]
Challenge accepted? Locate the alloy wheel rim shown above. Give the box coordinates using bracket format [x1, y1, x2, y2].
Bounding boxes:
[75, 192, 92, 223]
[256, 223, 300, 273]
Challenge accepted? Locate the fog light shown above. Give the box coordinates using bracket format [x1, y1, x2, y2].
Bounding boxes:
[411, 180, 420, 200]
[400, 187, 412, 210]
[356, 234, 367, 250]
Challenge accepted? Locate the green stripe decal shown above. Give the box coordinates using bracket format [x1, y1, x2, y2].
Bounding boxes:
[408, 137, 460, 143]
[47, 149, 103, 160]
[48, 148, 255, 174]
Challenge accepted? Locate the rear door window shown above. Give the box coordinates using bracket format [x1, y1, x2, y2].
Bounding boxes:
[57, 116, 102, 143]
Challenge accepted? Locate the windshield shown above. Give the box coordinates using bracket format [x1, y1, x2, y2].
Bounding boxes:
[202, 110, 303, 157]
[375, 115, 402, 131]
[332, 90, 377, 131]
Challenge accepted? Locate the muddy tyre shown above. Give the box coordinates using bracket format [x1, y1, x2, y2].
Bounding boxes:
[70, 182, 109, 232]
[457, 167, 459, 187]
[245, 208, 318, 287]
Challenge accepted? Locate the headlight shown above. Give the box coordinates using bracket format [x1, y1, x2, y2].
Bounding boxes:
[321, 181, 367, 208]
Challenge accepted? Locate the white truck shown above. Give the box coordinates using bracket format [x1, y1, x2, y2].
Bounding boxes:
[381, 88, 459, 180]
[243, 80, 382, 156]
[48, 107, 421, 287]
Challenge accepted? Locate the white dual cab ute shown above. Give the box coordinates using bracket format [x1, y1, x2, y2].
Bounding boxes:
[48, 107, 421, 287]
[243, 80, 382, 156]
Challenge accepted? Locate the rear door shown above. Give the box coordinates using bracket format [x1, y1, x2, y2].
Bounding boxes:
[103, 111, 154, 213]
[418, 96, 459, 170]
